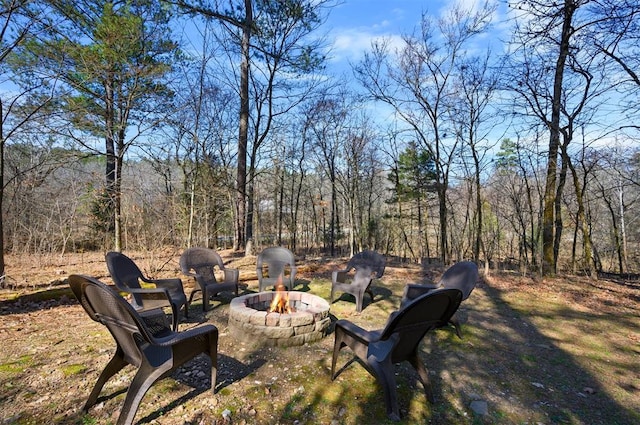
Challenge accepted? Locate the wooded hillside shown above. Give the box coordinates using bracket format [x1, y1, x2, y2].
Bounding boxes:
[2, 1, 640, 283]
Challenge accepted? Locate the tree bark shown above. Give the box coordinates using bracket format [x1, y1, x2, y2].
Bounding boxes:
[542, 0, 577, 276]
[235, 0, 252, 252]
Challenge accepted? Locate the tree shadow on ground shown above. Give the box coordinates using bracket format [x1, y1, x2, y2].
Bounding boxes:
[0, 285, 77, 315]
[136, 353, 267, 423]
[70, 352, 269, 425]
[293, 278, 312, 292]
[329, 285, 393, 312]
[270, 276, 639, 424]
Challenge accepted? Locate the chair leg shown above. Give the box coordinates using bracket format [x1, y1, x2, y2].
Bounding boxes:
[202, 287, 210, 312]
[331, 327, 346, 380]
[209, 334, 218, 393]
[171, 307, 179, 332]
[366, 287, 374, 302]
[188, 289, 200, 306]
[355, 292, 364, 313]
[451, 319, 463, 339]
[117, 361, 171, 425]
[369, 356, 401, 422]
[408, 351, 434, 403]
[84, 348, 128, 411]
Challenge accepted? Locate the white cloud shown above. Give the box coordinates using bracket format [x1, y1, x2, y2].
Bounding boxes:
[329, 28, 405, 65]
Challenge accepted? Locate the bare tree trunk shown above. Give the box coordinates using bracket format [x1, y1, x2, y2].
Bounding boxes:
[114, 155, 122, 252]
[618, 178, 627, 273]
[552, 148, 569, 271]
[567, 153, 596, 277]
[330, 175, 337, 256]
[437, 183, 448, 263]
[236, 0, 252, 252]
[187, 179, 195, 248]
[105, 79, 119, 251]
[542, 0, 577, 276]
[473, 149, 483, 263]
[0, 100, 5, 284]
[277, 164, 284, 246]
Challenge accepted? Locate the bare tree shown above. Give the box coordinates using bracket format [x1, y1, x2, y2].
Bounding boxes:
[243, 0, 331, 254]
[305, 94, 348, 256]
[354, 2, 495, 263]
[451, 50, 501, 266]
[173, 0, 333, 255]
[0, 0, 58, 284]
[505, 0, 627, 275]
[155, 19, 238, 249]
[588, 0, 640, 113]
[490, 135, 546, 273]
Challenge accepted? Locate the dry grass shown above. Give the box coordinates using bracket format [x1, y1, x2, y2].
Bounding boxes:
[0, 251, 639, 425]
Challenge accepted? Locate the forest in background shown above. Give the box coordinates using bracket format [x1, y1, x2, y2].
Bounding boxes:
[1, 0, 640, 284]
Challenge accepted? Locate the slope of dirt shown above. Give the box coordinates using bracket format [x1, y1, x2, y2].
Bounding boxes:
[1, 251, 638, 425]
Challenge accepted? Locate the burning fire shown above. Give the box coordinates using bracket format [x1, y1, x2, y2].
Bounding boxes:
[268, 278, 295, 314]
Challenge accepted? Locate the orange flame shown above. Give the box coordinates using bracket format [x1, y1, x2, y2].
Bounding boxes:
[268, 276, 294, 313]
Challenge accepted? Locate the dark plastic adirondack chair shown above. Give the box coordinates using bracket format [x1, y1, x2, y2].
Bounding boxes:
[331, 288, 463, 422]
[105, 251, 188, 331]
[68, 274, 218, 425]
[400, 261, 479, 338]
[179, 247, 240, 311]
[330, 250, 386, 312]
[256, 247, 297, 291]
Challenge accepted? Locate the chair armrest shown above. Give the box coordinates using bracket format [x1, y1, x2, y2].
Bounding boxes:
[123, 287, 178, 318]
[223, 268, 239, 284]
[181, 269, 198, 279]
[401, 282, 440, 302]
[124, 286, 171, 299]
[290, 266, 297, 284]
[147, 277, 184, 291]
[332, 269, 349, 284]
[152, 323, 218, 346]
[335, 319, 377, 345]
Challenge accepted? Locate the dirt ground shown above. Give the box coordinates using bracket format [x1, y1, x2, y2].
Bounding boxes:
[0, 250, 639, 425]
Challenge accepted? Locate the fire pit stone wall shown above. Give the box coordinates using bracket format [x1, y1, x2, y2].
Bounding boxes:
[228, 291, 331, 347]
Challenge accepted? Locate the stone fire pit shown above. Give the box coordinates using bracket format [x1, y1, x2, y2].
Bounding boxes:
[228, 291, 331, 347]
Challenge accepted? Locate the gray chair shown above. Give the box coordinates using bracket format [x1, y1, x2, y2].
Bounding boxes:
[256, 247, 297, 292]
[180, 247, 239, 311]
[105, 251, 188, 331]
[400, 261, 479, 338]
[331, 288, 463, 421]
[68, 274, 218, 425]
[331, 250, 386, 312]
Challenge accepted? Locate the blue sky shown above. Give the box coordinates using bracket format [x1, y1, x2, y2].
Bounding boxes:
[323, 0, 508, 75]
[325, 0, 437, 72]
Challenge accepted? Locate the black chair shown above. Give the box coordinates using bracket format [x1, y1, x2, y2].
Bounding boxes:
[180, 247, 239, 311]
[330, 250, 386, 312]
[331, 288, 463, 421]
[105, 251, 188, 331]
[68, 274, 218, 425]
[400, 261, 478, 338]
[256, 246, 297, 291]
